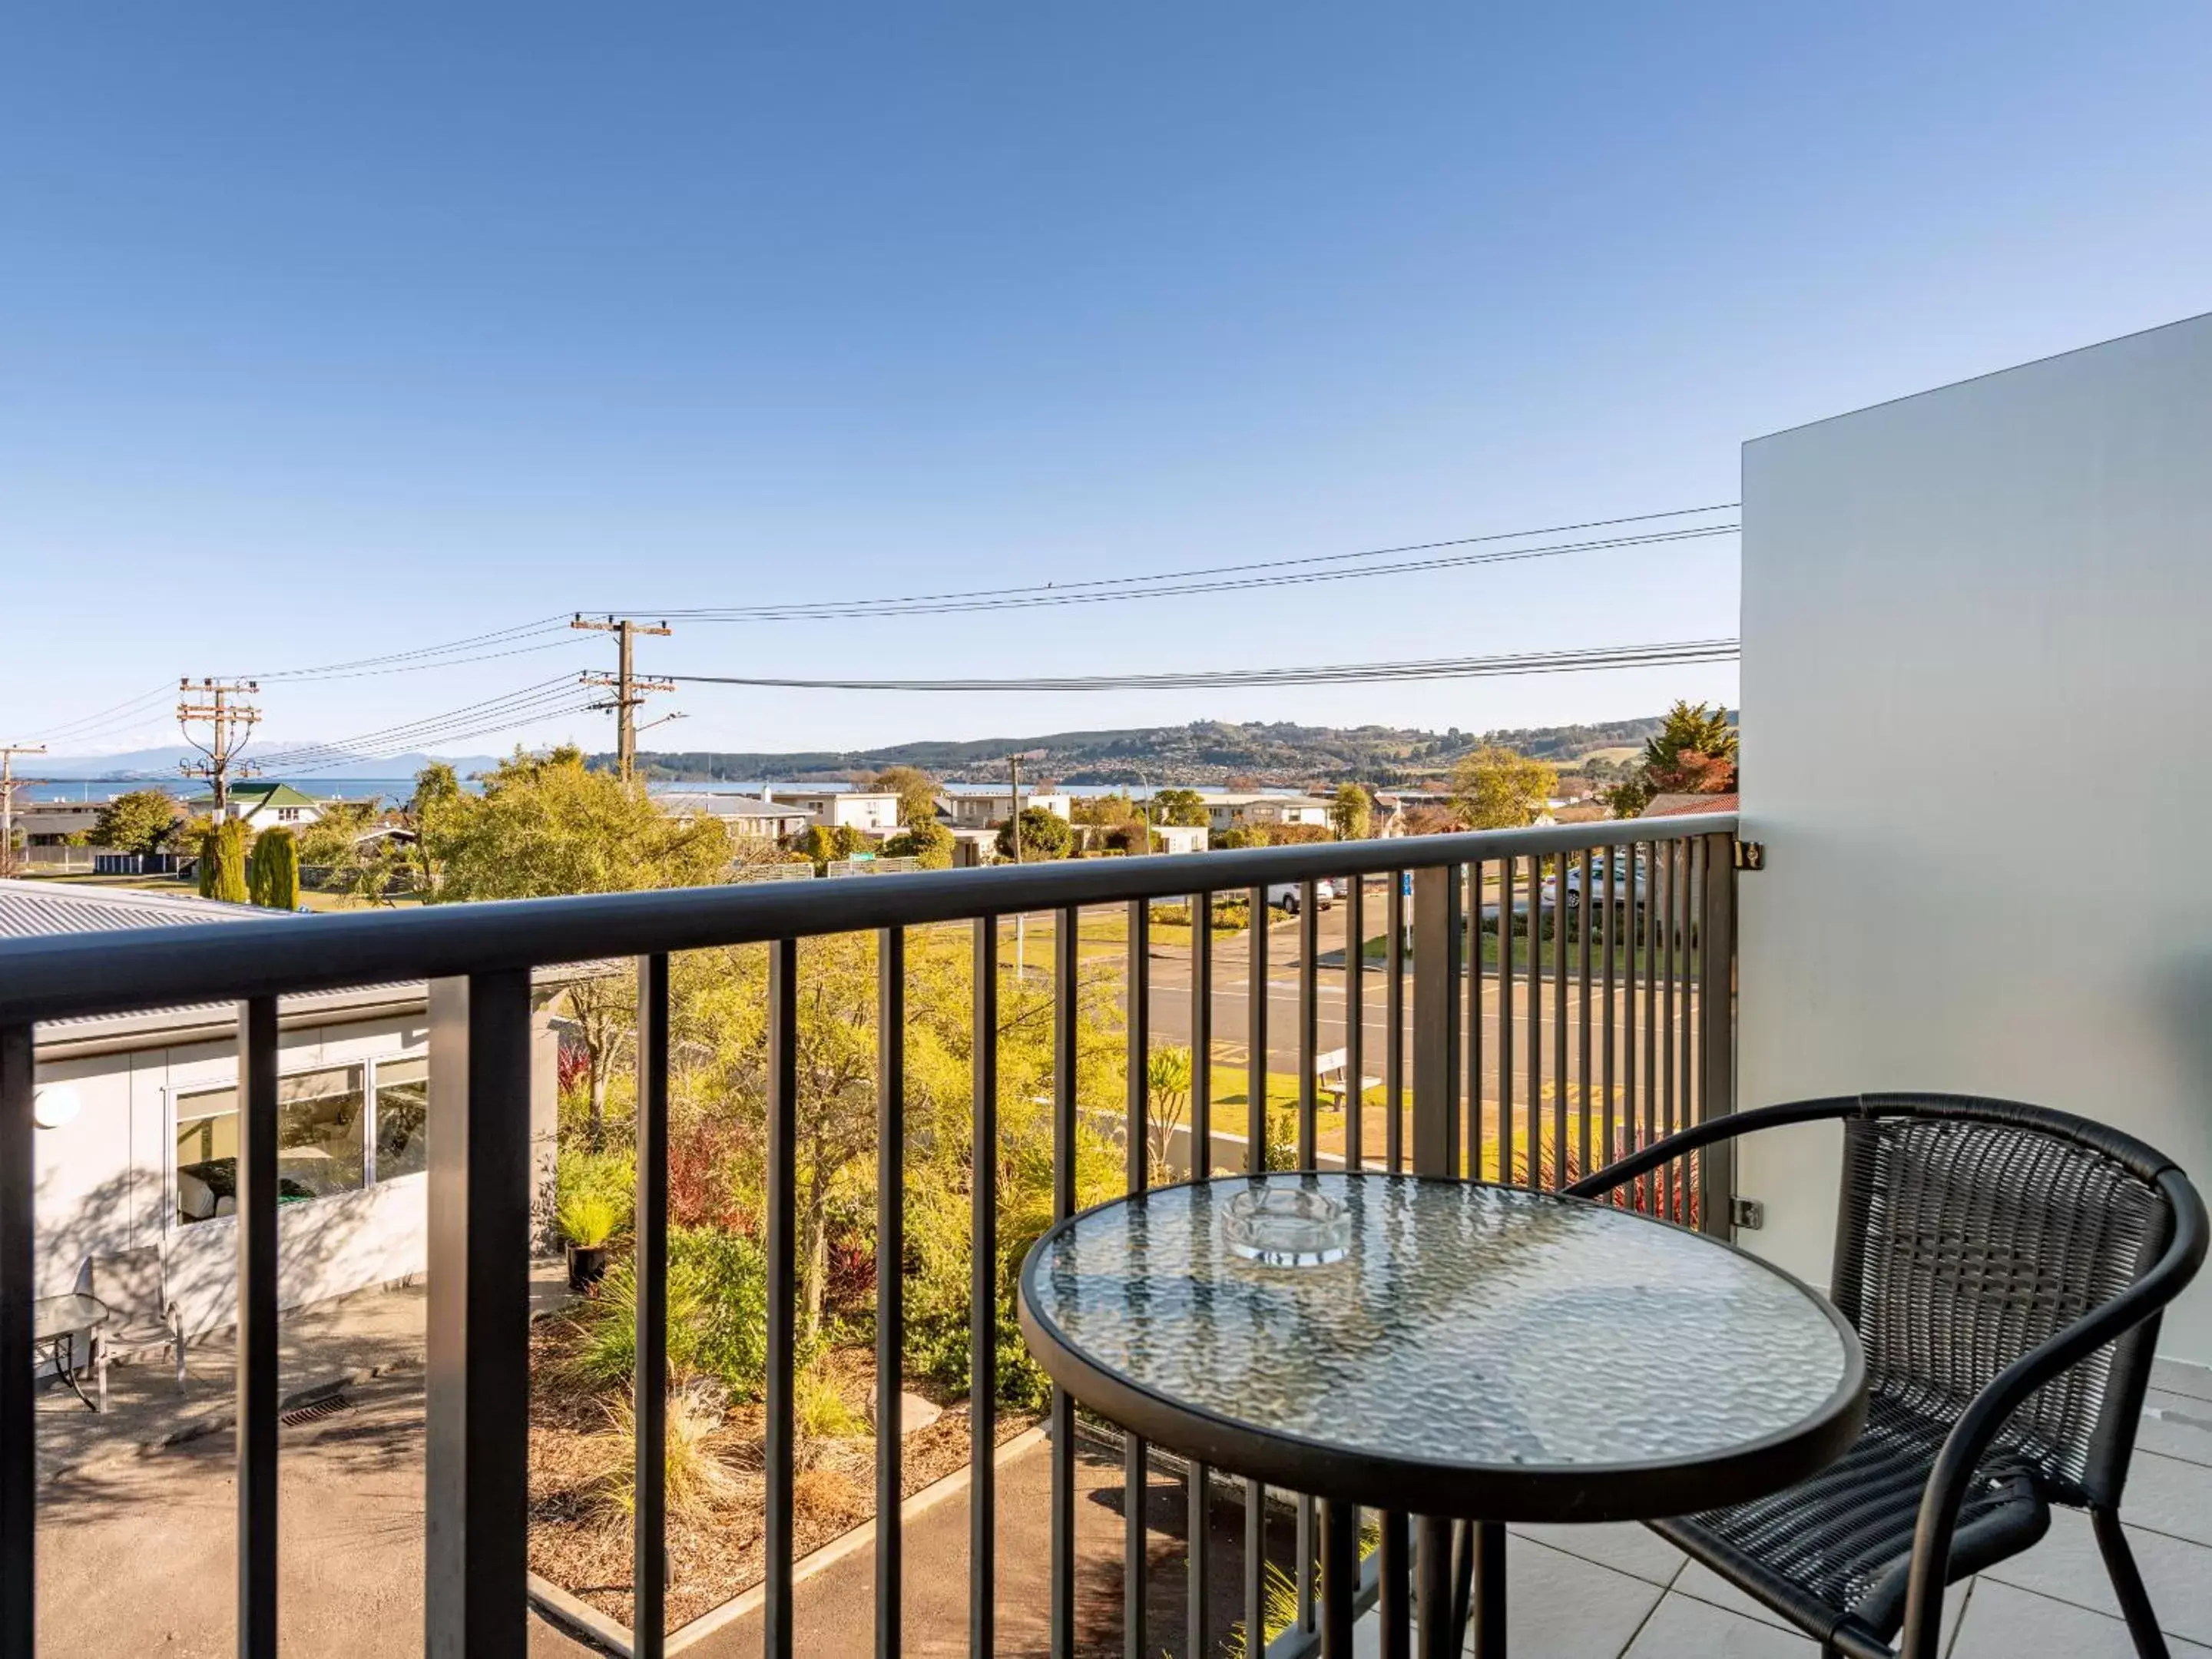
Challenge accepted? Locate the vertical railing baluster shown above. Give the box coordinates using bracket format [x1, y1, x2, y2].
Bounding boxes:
[1662, 840, 1680, 1222]
[1498, 856, 1515, 1187]
[876, 932, 905, 1657]
[1641, 841, 1660, 1213]
[1123, 899, 1149, 1659]
[1527, 856, 1544, 1188]
[1051, 909, 1079, 1658]
[1575, 848, 1594, 1182]
[1192, 890, 1213, 1180]
[1296, 880, 1320, 1636]
[1297, 881, 1318, 1171]
[1465, 860, 1484, 1179]
[237, 995, 279, 1659]
[1551, 850, 1568, 1190]
[1186, 896, 1211, 1659]
[1415, 1515, 1453, 1659]
[1246, 885, 1269, 1161]
[425, 970, 532, 1659]
[1672, 845, 1690, 1220]
[1385, 873, 1404, 1172]
[634, 957, 671, 1659]
[970, 919, 998, 1659]
[0, 1023, 29, 1659]
[1343, 873, 1364, 1174]
[1697, 835, 1738, 1236]
[1242, 886, 1267, 1657]
[765, 940, 799, 1659]
[1602, 845, 1619, 1187]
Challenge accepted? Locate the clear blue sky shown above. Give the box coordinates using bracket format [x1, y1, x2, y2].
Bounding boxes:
[7, 4, 2208, 762]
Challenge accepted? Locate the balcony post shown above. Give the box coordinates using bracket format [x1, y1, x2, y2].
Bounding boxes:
[1, 1023, 32, 1659]
[425, 972, 533, 1659]
[1697, 834, 1739, 1236]
[1410, 865, 1461, 1179]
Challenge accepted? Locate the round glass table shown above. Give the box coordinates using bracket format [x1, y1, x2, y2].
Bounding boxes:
[1018, 1173, 1866, 1656]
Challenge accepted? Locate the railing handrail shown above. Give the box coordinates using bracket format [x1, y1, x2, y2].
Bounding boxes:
[0, 815, 1734, 1025]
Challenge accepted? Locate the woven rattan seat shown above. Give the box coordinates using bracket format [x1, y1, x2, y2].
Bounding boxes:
[1570, 1095, 2206, 1659]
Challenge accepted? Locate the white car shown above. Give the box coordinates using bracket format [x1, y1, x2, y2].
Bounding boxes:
[1267, 879, 1336, 916]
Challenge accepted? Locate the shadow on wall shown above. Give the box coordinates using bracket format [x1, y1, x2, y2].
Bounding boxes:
[35, 1161, 409, 1343]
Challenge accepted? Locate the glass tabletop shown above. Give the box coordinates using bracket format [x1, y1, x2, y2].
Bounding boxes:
[31, 1294, 109, 1343]
[1019, 1174, 1865, 1521]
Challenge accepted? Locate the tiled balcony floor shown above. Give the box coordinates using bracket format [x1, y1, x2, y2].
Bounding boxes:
[1355, 1358, 2212, 1657]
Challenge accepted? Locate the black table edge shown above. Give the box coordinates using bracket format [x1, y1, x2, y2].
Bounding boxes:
[1016, 1173, 1869, 1525]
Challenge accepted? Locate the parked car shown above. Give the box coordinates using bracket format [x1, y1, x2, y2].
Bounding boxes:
[1266, 878, 1336, 915]
[1545, 853, 1648, 908]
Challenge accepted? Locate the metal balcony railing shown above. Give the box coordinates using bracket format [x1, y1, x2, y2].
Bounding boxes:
[0, 814, 1737, 1659]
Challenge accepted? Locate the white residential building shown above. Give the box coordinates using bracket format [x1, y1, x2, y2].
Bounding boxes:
[1197, 792, 1336, 834]
[4, 882, 571, 1338]
[656, 792, 813, 843]
[770, 789, 902, 836]
[937, 790, 1072, 830]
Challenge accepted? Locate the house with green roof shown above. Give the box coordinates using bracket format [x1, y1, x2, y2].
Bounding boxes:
[196, 781, 329, 831]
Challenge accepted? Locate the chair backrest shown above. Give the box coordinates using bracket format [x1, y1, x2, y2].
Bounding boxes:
[1826, 1097, 2179, 1509]
[87, 1244, 167, 1326]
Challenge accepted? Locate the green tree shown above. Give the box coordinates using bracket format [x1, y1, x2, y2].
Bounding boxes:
[1210, 826, 1268, 850]
[1328, 782, 1373, 841]
[423, 746, 731, 902]
[1150, 788, 1209, 828]
[882, 818, 955, 869]
[1606, 701, 1738, 818]
[247, 826, 301, 910]
[90, 789, 179, 855]
[1449, 744, 1558, 830]
[858, 765, 940, 828]
[995, 806, 1073, 860]
[293, 800, 377, 869]
[201, 819, 250, 903]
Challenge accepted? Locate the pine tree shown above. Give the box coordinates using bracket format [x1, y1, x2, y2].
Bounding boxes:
[207, 819, 250, 904]
[248, 826, 301, 910]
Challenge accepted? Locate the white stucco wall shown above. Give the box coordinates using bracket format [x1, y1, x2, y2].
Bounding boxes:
[1736, 313, 2212, 1363]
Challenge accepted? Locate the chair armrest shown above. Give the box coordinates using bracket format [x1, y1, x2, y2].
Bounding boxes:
[1563, 1096, 1863, 1201]
[1892, 1166, 2208, 1659]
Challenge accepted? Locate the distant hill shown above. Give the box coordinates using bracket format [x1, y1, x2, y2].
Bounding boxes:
[622, 714, 1699, 789]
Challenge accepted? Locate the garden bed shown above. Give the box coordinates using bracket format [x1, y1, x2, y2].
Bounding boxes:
[528, 1323, 1041, 1637]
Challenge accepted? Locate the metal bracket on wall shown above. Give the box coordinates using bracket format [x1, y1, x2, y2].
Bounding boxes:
[1734, 840, 1767, 872]
[1730, 1197, 1766, 1231]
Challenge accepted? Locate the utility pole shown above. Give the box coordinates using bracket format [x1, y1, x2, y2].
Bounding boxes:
[177, 680, 261, 817]
[0, 743, 48, 879]
[572, 615, 674, 783]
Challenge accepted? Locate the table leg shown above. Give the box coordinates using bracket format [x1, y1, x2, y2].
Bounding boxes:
[1320, 1500, 1357, 1657]
[58, 1333, 97, 1412]
[1379, 1510, 1411, 1659]
[1472, 1521, 1507, 1657]
[1416, 1516, 1455, 1659]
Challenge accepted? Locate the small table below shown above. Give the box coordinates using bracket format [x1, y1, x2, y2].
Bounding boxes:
[1019, 1173, 1866, 1656]
[33, 1293, 111, 1412]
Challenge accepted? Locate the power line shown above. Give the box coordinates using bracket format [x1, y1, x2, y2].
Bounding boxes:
[176, 679, 263, 815]
[664, 637, 1741, 694]
[253, 676, 593, 770]
[22, 684, 179, 746]
[227, 615, 579, 681]
[646, 523, 1736, 624]
[641, 505, 1739, 623]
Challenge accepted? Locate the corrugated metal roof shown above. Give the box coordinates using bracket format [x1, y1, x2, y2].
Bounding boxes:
[0, 879, 285, 941]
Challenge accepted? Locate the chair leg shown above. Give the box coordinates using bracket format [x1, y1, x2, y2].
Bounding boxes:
[2091, 1507, 2170, 1657]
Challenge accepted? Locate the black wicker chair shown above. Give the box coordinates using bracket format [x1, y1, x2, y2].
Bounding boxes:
[1565, 1093, 2207, 1659]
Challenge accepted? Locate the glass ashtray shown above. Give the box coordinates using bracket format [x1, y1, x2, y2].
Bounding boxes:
[1222, 1185, 1351, 1267]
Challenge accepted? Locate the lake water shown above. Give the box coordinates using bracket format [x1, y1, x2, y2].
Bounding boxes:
[22, 777, 1202, 807]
